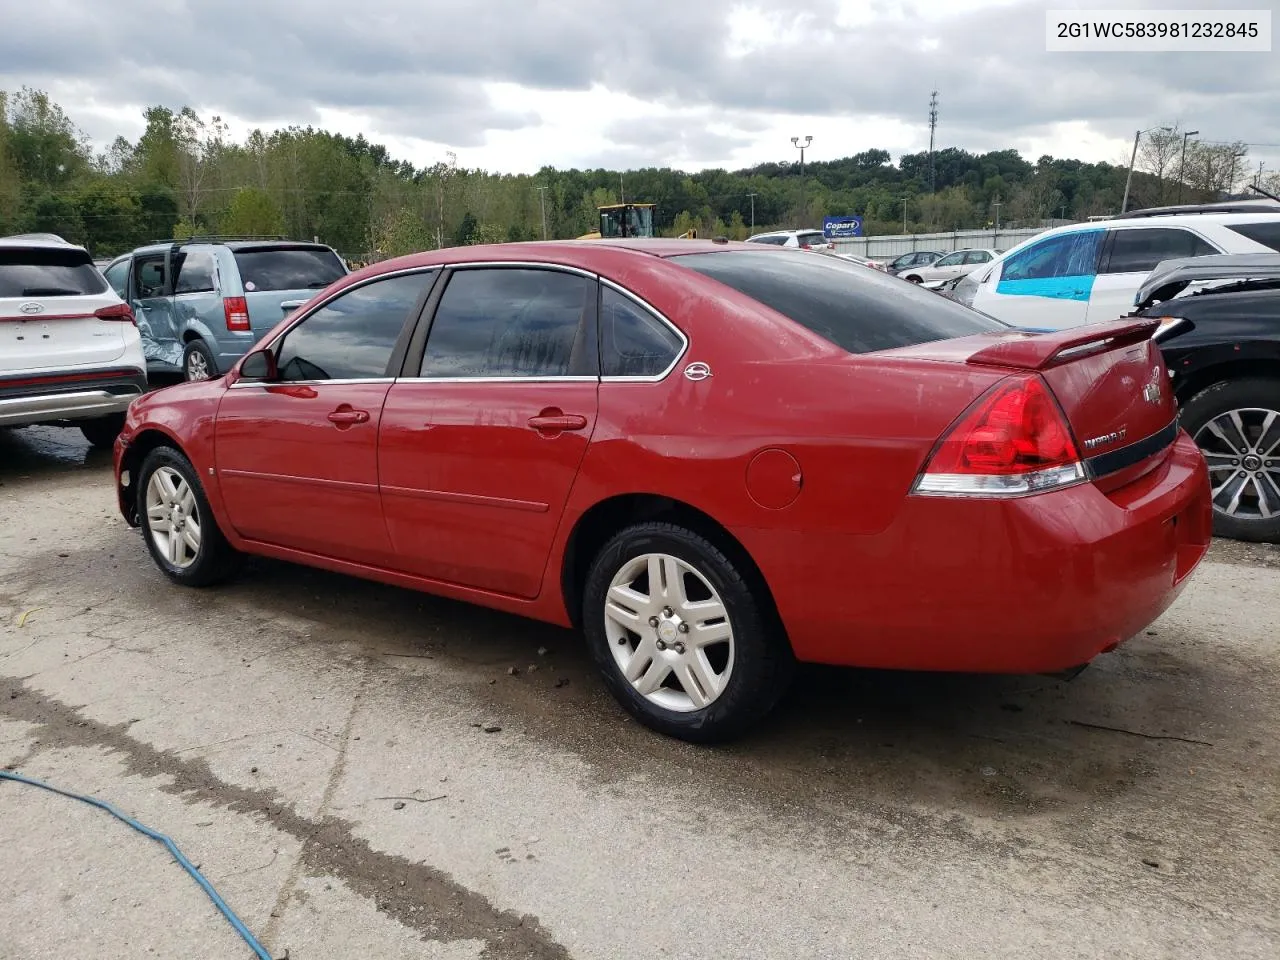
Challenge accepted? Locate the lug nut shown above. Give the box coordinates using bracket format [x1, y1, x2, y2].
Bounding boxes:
[662, 607, 673, 618]
[677, 622, 689, 633]
[656, 639, 668, 651]
[648, 616, 659, 627]
[673, 642, 686, 654]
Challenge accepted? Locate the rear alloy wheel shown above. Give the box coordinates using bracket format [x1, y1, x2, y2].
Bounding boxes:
[904, 274, 923, 283]
[583, 522, 792, 742]
[79, 414, 125, 450]
[182, 340, 216, 381]
[137, 446, 241, 586]
[1182, 378, 1280, 542]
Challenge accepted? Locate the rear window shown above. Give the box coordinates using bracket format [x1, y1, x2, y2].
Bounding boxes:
[746, 235, 790, 246]
[233, 247, 345, 293]
[670, 250, 1008, 353]
[797, 233, 827, 247]
[1225, 221, 1280, 253]
[0, 247, 108, 298]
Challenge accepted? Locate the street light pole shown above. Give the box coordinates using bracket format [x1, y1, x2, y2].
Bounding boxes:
[900, 196, 909, 234]
[536, 186, 548, 240]
[1178, 129, 1199, 204]
[992, 198, 1002, 234]
[747, 192, 757, 231]
[791, 135, 812, 226]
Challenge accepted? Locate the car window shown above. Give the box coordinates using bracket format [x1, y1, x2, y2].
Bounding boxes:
[671, 250, 1007, 354]
[600, 286, 683, 378]
[135, 257, 168, 298]
[0, 247, 109, 298]
[174, 250, 217, 294]
[233, 247, 346, 293]
[102, 260, 129, 297]
[935, 252, 966, 267]
[963, 251, 991, 264]
[420, 267, 597, 378]
[797, 233, 827, 247]
[275, 271, 432, 381]
[747, 235, 789, 246]
[1224, 221, 1280, 253]
[999, 230, 1103, 283]
[1102, 228, 1219, 274]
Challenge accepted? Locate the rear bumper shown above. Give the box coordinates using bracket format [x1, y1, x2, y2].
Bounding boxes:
[0, 367, 146, 427]
[743, 432, 1212, 673]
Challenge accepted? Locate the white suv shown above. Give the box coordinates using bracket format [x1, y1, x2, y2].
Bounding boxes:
[1, 234, 147, 448]
[745, 229, 832, 251]
[955, 203, 1280, 328]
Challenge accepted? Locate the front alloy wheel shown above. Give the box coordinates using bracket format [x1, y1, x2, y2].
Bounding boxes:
[137, 446, 242, 586]
[145, 465, 202, 568]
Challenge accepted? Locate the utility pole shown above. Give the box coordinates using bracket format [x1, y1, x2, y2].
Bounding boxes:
[928, 89, 939, 194]
[619, 173, 625, 203]
[1121, 129, 1141, 213]
[900, 196, 909, 234]
[747, 193, 757, 231]
[992, 197, 1003, 234]
[536, 185, 548, 240]
[1177, 129, 1199, 204]
[1257, 161, 1265, 188]
[791, 135, 812, 226]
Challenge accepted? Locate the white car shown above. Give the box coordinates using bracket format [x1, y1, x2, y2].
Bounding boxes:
[954, 203, 1280, 329]
[745, 229, 833, 251]
[899, 248, 999, 288]
[1, 233, 147, 448]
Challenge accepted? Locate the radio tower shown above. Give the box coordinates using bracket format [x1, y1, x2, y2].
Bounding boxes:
[928, 90, 939, 194]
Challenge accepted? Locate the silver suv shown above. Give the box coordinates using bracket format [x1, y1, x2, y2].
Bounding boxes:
[103, 238, 348, 381]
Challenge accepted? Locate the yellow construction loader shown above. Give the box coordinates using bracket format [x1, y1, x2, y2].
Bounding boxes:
[577, 202, 697, 240]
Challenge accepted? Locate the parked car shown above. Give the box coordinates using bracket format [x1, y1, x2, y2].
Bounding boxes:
[900, 248, 998, 288]
[745, 229, 832, 251]
[952, 203, 1280, 328]
[1132, 253, 1280, 543]
[102, 238, 348, 382]
[114, 240, 1211, 742]
[0, 233, 146, 448]
[886, 250, 944, 275]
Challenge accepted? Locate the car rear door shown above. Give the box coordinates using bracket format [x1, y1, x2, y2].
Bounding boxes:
[971, 229, 1104, 329]
[213, 269, 436, 566]
[378, 264, 599, 598]
[1085, 227, 1220, 325]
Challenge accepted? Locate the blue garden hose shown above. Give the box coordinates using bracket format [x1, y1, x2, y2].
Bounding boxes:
[0, 769, 272, 960]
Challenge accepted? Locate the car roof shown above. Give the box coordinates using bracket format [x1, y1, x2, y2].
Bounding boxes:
[748, 229, 822, 238]
[129, 238, 334, 255]
[0, 232, 86, 252]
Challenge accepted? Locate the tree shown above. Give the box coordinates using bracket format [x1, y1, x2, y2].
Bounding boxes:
[1138, 126, 1183, 204]
[4, 87, 90, 188]
[222, 187, 284, 236]
[453, 211, 478, 246]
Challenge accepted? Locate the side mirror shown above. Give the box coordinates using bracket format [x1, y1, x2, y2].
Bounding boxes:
[237, 348, 278, 382]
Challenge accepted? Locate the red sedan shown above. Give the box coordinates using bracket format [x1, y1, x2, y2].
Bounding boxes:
[113, 240, 1212, 742]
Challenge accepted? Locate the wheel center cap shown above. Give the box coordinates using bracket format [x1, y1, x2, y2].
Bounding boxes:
[657, 621, 678, 643]
[1243, 453, 1262, 471]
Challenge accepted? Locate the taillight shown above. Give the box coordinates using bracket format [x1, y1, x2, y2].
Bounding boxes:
[914, 375, 1085, 497]
[94, 303, 136, 325]
[224, 296, 250, 331]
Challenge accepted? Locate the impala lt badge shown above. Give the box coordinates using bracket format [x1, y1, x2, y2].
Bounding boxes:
[1143, 374, 1162, 404]
[1083, 428, 1127, 451]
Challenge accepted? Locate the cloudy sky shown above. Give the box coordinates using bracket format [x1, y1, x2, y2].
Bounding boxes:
[2, 0, 1278, 177]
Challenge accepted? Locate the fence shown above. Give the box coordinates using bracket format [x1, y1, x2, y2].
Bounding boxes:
[831, 226, 1054, 259]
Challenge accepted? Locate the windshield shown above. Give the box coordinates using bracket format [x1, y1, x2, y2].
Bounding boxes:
[233, 247, 346, 292]
[671, 249, 1008, 354]
[0, 248, 108, 298]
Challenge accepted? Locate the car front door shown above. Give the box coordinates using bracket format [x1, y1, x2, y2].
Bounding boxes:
[214, 269, 437, 565]
[971, 229, 1105, 329]
[378, 265, 600, 598]
[925, 251, 967, 283]
[1085, 227, 1219, 324]
[131, 252, 183, 370]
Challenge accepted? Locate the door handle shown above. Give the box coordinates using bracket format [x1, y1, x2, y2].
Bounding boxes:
[328, 406, 370, 425]
[528, 412, 588, 433]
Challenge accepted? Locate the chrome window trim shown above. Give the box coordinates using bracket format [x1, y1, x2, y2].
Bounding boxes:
[227, 377, 398, 389]
[597, 277, 689, 383]
[393, 375, 599, 384]
[445, 260, 598, 280]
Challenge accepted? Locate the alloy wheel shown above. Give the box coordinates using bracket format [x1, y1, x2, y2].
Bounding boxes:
[603, 553, 735, 712]
[145, 466, 202, 568]
[186, 349, 210, 381]
[1195, 407, 1280, 521]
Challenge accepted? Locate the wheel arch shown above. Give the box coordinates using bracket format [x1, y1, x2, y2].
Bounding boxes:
[118, 427, 187, 526]
[1173, 358, 1280, 408]
[559, 493, 785, 640]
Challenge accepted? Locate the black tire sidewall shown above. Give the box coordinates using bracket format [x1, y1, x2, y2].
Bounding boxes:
[136, 446, 233, 585]
[1181, 377, 1280, 542]
[183, 340, 216, 381]
[79, 414, 125, 449]
[582, 522, 789, 742]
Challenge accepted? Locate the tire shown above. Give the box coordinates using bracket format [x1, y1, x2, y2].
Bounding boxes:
[904, 274, 923, 283]
[136, 445, 242, 586]
[582, 522, 793, 743]
[1180, 377, 1280, 543]
[79, 414, 125, 450]
[182, 339, 217, 382]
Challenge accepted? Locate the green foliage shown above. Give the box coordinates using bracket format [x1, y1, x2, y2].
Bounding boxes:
[0, 87, 1245, 258]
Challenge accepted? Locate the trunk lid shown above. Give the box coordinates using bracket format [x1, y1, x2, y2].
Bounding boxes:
[0, 294, 127, 373]
[886, 319, 1179, 487]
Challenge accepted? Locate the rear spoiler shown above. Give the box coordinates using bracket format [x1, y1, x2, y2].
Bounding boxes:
[966, 319, 1159, 371]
